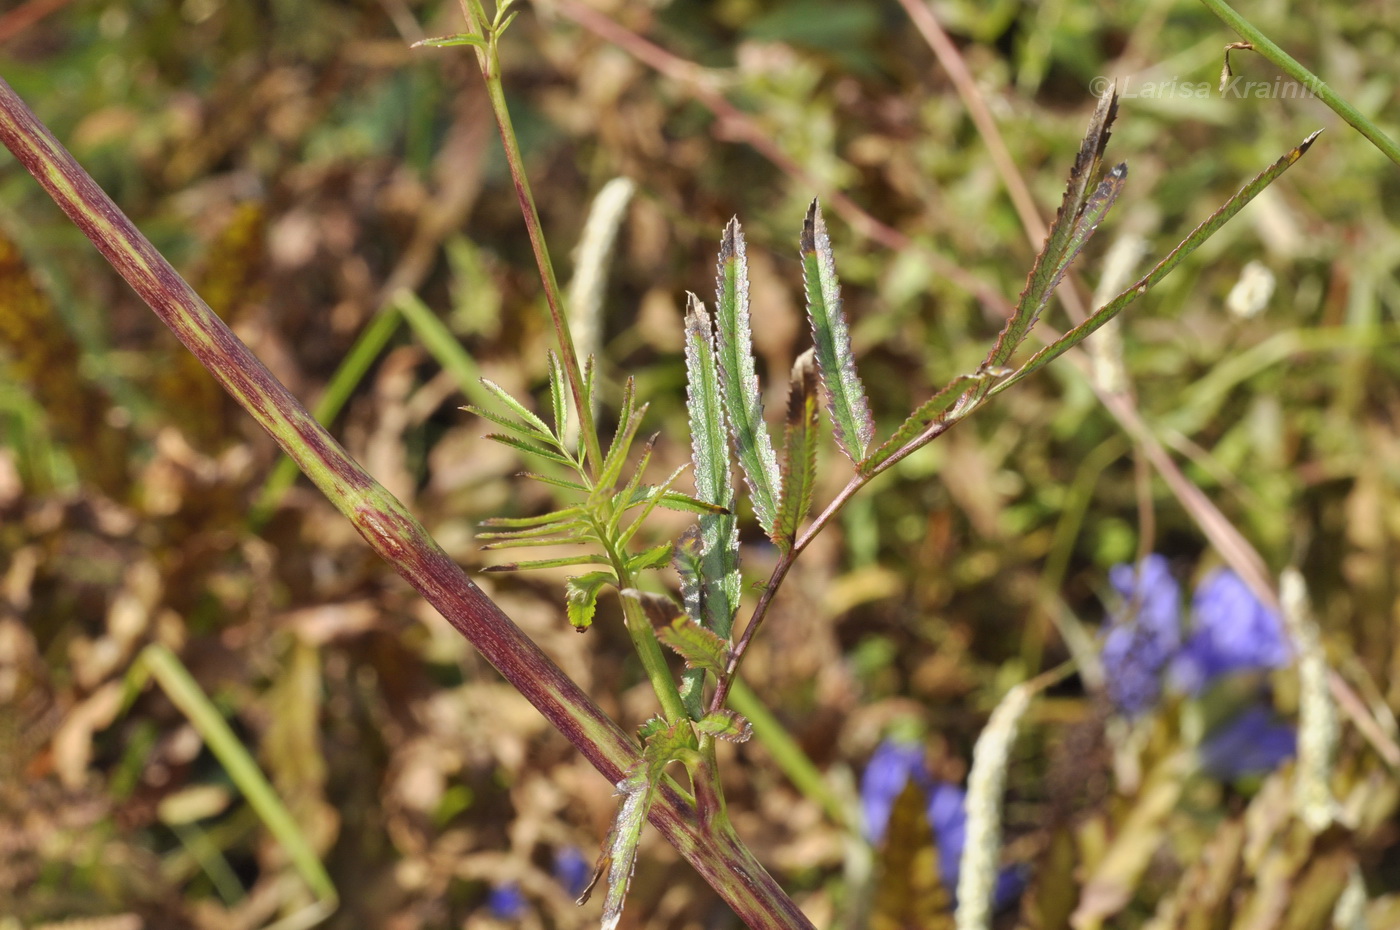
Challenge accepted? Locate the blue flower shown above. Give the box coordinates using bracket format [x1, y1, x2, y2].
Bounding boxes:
[1169, 568, 1292, 694]
[1198, 706, 1297, 779]
[861, 740, 1025, 911]
[487, 882, 527, 920]
[1101, 555, 1182, 716]
[861, 739, 929, 846]
[553, 845, 591, 899]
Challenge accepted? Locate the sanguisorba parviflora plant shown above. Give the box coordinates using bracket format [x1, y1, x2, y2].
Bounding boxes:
[425, 2, 1319, 925]
[0, 0, 1322, 924]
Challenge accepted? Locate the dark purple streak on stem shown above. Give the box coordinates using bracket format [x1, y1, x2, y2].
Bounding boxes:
[0, 76, 813, 930]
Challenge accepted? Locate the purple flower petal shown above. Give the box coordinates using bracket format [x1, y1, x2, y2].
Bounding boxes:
[1102, 554, 1182, 716]
[860, 740, 929, 844]
[487, 881, 527, 920]
[1198, 706, 1296, 778]
[1170, 569, 1292, 694]
[553, 845, 591, 899]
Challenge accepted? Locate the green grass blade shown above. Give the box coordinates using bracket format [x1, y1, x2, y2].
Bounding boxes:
[800, 199, 873, 463]
[990, 130, 1320, 397]
[251, 305, 403, 527]
[771, 350, 820, 551]
[714, 218, 780, 533]
[138, 644, 337, 908]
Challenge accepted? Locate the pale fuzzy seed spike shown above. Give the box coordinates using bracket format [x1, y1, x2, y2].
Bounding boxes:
[956, 682, 1034, 930]
[1280, 568, 1340, 832]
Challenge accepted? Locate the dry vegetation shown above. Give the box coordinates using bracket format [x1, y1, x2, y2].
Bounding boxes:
[2, 0, 1400, 928]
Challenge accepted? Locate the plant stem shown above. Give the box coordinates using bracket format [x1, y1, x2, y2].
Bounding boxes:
[460, 0, 605, 472]
[0, 76, 812, 930]
[1198, 0, 1400, 168]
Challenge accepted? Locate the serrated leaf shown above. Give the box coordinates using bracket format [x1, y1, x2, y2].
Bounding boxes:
[616, 463, 687, 549]
[482, 554, 613, 572]
[714, 218, 781, 533]
[479, 378, 555, 438]
[547, 350, 568, 439]
[684, 293, 733, 509]
[772, 350, 820, 551]
[565, 571, 616, 631]
[801, 199, 874, 463]
[519, 471, 589, 494]
[597, 380, 647, 493]
[656, 614, 729, 674]
[479, 506, 584, 529]
[609, 435, 659, 538]
[696, 710, 752, 742]
[684, 293, 742, 640]
[982, 89, 1121, 373]
[592, 722, 698, 928]
[643, 489, 729, 516]
[989, 130, 1320, 398]
[619, 588, 683, 628]
[595, 772, 653, 930]
[860, 370, 999, 475]
[626, 542, 674, 574]
[411, 32, 486, 49]
[475, 519, 589, 541]
[484, 433, 575, 467]
[465, 403, 556, 443]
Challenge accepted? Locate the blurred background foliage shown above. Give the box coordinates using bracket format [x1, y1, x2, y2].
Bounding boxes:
[2, 0, 1399, 927]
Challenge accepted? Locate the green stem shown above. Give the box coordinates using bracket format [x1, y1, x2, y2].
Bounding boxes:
[1198, 0, 1400, 168]
[0, 75, 813, 930]
[461, 0, 605, 472]
[729, 680, 848, 829]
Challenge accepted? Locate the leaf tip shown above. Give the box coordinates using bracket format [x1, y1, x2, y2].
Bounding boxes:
[719, 216, 744, 263]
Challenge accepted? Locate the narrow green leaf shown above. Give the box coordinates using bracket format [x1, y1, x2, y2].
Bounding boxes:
[547, 350, 568, 438]
[989, 130, 1320, 397]
[771, 350, 820, 550]
[597, 380, 647, 492]
[482, 554, 613, 572]
[616, 463, 687, 549]
[411, 32, 486, 49]
[656, 614, 729, 674]
[465, 404, 556, 444]
[593, 722, 697, 928]
[626, 542, 674, 574]
[476, 518, 589, 541]
[483, 433, 575, 467]
[801, 199, 874, 463]
[982, 89, 1121, 372]
[519, 471, 589, 494]
[609, 435, 659, 537]
[479, 378, 554, 438]
[652, 489, 729, 516]
[860, 370, 1000, 475]
[479, 530, 595, 550]
[684, 294, 734, 510]
[714, 218, 781, 532]
[696, 710, 753, 743]
[597, 772, 653, 930]
[566, 571, 616, 631]
[479, 506, 584, 529]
